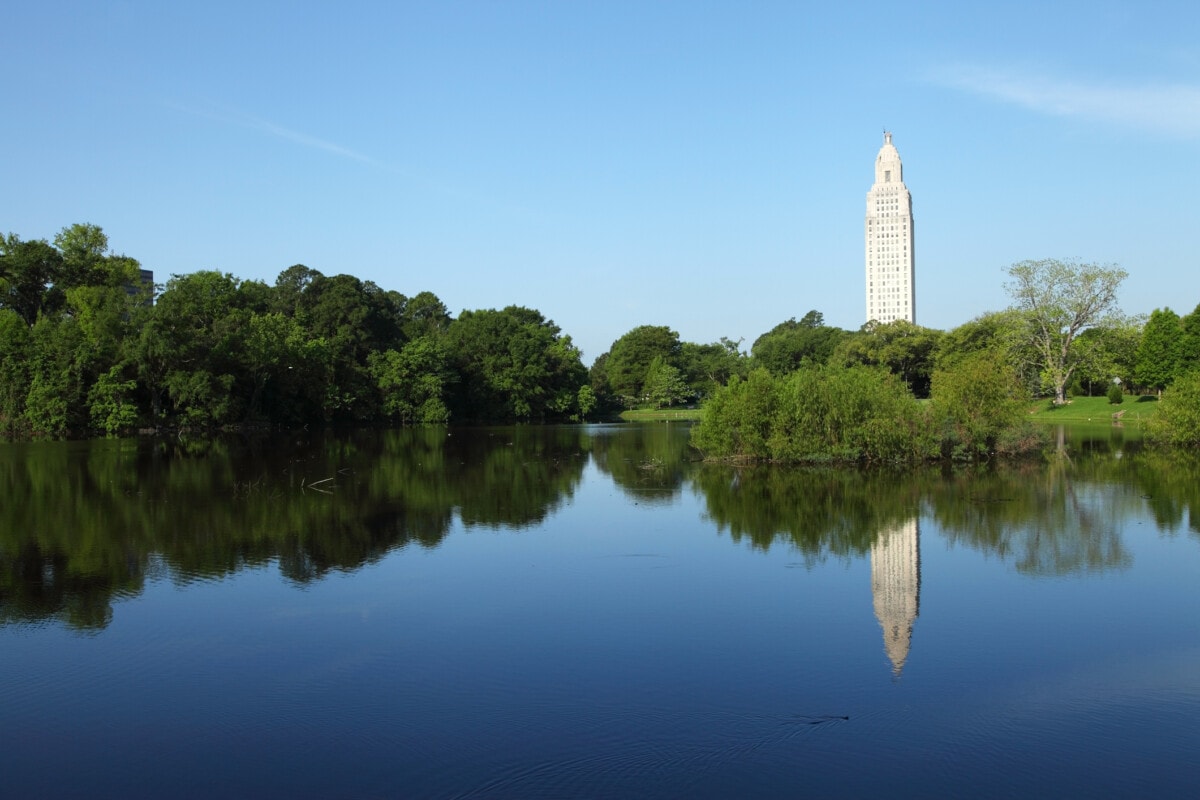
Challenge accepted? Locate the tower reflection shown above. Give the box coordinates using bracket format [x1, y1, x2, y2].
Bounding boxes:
[871, 518, 920, 677]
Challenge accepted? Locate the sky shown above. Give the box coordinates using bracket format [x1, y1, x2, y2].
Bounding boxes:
[3, 0, 1199, 363]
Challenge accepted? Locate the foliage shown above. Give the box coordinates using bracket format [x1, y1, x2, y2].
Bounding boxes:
[600, 325, 683, 404]
[691, 369, 780, 460]
[444, 306, 587, 421]
[1146, 369, 1200, 446]
[642, 356, 690, 409]
[1134, 308, 1183, 393]
[1180, 303, 1200, 375]
[679, 337, 747, 400]
[0, 234, 66, 324]
[88, 366, 139, 435]
[750, 310, 846, 375]
[1004, 258, 1127, 405]
[0, 309, 31, 434]
[1071, 316, 1142, 396]
[369, 337, 454, 424]
[930, 349, 1029, 457]
[1107, 382, 1124, 405]
[693, 364, 935, 463]
[833, 319, 942, 397]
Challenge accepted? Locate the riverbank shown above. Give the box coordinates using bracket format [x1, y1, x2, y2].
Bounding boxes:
[619, 408, 703, 422]
[1026, 395, 1158, 424]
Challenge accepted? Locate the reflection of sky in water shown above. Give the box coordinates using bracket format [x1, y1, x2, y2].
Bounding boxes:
[2, 429, 1200, 798]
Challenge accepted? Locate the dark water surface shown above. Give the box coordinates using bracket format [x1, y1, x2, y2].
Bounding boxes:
[2, 424, 1198, 798]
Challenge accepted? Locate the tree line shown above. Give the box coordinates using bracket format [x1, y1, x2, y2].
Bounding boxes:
[690, 258, 1200, 460]
[3, 225, 1200, 443]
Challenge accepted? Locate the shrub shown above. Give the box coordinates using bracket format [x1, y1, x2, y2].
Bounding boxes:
[1146, 370, 1200, 446]
[1106, 382, 1124, 404]
[930, 350, 1027, 457]
[693, 364, 933, 463]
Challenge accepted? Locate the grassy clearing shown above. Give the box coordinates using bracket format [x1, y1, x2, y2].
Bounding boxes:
[619, 408, 703, 422]
[1025, 394, 1159, 423]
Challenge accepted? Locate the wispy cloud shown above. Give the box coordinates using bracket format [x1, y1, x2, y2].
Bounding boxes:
[167, 101, 385, 167]
[933, 66, 1200, 138]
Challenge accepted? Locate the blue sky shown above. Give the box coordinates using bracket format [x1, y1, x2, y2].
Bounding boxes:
[4, 1, 1198, 362]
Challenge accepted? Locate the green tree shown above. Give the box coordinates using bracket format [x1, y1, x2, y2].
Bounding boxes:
[602, 325, 682, 404]
[679, 337, 746, 400]
[690, 369, 779, 460]
[834, 319, 942, 397]
[87, 365, 139, 435]
[1004, 258, 1127, 405]
[445, 306, 587, 421]
[1180, 302, 1200, 374]
[400, 291, 452, 340]
[751, 311, 846, 375]
[935, 310, 1039, 390]
[370, 337, 455, 424]
[295, 273, 405, 421]
[1071, 316, 1142, 396]
[642, 355, 690, 408]
[574, 385, 597, 421]
[0, 234, 65, 324]
[0, 309, 31, 433]
[150, 271, 251, 427]
[930, 349, 1029, 457]
[53, 223, 109, 288]
[242, 311, 330, 422]
[1134, 308, 1183, 395]
[1146, 369, 1200, 446]
[23, 316, 87, 436]
[693, 364, 934, 463]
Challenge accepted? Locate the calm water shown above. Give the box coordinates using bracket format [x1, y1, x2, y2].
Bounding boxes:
[2, 423, 1198, 798]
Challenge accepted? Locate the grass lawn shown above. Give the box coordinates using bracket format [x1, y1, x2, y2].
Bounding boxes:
[619, 408, 703, 422]
[1025, 394, 1159, 423]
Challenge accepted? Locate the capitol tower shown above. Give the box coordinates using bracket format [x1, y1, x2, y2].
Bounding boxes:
[865, 132, 915, 324]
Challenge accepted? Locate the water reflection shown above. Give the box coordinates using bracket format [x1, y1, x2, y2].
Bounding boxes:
[1, 423, 1197, 632]
[872, 518, 920, 677]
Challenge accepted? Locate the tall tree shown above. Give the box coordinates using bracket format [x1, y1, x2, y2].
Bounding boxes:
[679, 338, 746, 400]
[1179, 302, 1200, 375]
[1072, 316, 1143, 396]
[1004, 258, 1127, 405]
[751, 311, 846, 375]
[602, 325, 682, 404]
[53, 223, 109, 288]
[834, 319, 942, 398]
[0, 235, 65, 324]
[445, 306, 587, 421]
[1134, 308, 1183, 395]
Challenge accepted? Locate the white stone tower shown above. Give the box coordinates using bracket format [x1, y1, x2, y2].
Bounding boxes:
[865, 132, 915, 323]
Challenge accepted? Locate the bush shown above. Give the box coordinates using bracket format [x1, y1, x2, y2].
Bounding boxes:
[930, 350, 1026, 457]
[1146, 370, 1200, 446]
[692, 364, 934, 463]
[1106, 382, 1124, 404]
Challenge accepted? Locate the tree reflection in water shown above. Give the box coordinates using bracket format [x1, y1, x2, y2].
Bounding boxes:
[1, 423, 1193, 631]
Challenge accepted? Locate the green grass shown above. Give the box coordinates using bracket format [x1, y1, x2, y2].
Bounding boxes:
[1025, 394, 1159, 423]
[618, 408, 703, 422]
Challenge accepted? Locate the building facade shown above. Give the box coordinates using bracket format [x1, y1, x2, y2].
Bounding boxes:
[865, 132, 915, 324]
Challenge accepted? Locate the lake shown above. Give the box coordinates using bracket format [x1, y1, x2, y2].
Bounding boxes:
[2, 423, 1198, 798]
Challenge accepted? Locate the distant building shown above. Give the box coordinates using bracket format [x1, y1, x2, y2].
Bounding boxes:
[126, 269, 155, 305]
[865, 132, 915, 324]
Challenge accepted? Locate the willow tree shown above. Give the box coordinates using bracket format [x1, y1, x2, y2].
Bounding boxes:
[1004, 259, 1127, 405]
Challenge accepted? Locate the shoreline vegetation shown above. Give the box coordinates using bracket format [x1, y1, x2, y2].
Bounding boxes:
[690, 358, 1049, 465]
[3, 225, 1199, 450]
